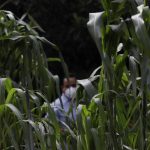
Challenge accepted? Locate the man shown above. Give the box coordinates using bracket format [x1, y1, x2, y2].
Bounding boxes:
[51, 75, 77, 123]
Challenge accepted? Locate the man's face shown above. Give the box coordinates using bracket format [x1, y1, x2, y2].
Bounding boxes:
[62, 77, 77, 93]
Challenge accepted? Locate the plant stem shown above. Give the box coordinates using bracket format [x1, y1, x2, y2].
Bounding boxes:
[144, 0, 148, 6]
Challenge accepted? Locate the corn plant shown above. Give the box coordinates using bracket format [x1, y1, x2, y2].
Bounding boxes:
[0, 10, 58, 101]
[0, 10, 74, 150]
[75, 0, 150, 150]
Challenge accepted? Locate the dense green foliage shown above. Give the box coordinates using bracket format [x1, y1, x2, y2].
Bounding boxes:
[82, 0, 150, 149]
[0, 10, 68, 149]
[1, 0, 150, 150]
[0, 10, 58, 101]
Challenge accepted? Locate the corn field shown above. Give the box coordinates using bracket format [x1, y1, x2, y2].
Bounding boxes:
[1, 0, 150, 150]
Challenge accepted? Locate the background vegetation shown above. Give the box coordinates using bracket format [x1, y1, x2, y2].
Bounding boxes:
[0, 0, 102, 79]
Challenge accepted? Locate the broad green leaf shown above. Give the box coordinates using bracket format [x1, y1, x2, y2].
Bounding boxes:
[77, 79, 97, 100]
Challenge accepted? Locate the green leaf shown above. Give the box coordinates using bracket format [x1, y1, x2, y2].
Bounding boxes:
[132, 12, 150, 57]
[77, 79, 97, 100]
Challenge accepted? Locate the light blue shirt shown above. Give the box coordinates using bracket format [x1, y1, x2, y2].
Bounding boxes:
[51, 94, 76, 123]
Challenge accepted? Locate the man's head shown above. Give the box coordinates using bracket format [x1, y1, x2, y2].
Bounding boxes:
[62, 75, 77, 99]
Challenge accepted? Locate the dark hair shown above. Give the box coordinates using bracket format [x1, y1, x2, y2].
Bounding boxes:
[149, 1, 150, 7]
[68, 73, 76, 78]
[59, 72, 76, 86]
